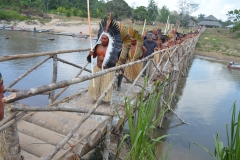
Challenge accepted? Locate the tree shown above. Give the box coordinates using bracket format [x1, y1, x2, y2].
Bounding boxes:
[227, 9, 240, 22]
[157, 5, 170, 23]
[147, 0, 158, 22]
[197, 14, 206, 22]
[132, 6, 148, 21]
[177, 0, 199, 26]
[169, 11, 180, 25]
[227, 9, 240, 33]
[105, 0, 131, 20]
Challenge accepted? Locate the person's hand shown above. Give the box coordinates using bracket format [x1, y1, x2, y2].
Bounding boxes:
[89, 51, 94, 56]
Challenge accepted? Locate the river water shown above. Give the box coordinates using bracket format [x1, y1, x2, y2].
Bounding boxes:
[1, 30, 240, 159]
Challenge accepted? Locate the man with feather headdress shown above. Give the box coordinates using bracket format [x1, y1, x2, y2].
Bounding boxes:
[117, 26, 146, 90]
[87, 17, 122, 102]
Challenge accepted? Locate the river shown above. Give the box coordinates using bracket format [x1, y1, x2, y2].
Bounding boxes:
[156, 56, 240, 160]
[1, 30, 240, 160]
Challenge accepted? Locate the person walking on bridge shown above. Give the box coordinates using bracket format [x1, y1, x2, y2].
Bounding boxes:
[87, 17, 122, 102]
[143, 33, 158, 77]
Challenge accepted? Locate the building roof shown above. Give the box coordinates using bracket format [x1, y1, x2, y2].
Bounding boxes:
[189, 17, 197, 22]
[198, 21, 222, 27]
[204, 15, 218, 21]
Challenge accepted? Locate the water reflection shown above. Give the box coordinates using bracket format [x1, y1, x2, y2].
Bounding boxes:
[156, 56, 240, 160]
[0, 30, 95, 106]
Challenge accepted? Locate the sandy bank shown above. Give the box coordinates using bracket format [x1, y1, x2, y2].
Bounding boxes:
[195, 50, 240, 64]
[12, 19, 99, 35]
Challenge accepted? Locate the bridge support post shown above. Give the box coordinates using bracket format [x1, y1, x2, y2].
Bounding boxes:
[0, 109, 21, 160]
[48, 54, 58, 104]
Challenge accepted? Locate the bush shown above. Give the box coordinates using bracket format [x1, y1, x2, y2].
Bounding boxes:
[66, 11, 71, 17]
[0, 10, 27, 21]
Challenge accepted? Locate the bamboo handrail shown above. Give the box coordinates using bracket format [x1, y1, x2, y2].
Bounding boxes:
[10, 104, 115, 116]
[5, 56, 51, 91]
[2, 50, 167, 103]
[0, 48, 91, 62]
[53, 62, 89, 101]
[44, 76, 117, 160]
[57, 57, 91, 73]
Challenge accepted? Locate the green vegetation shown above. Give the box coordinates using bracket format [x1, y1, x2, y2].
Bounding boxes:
[117, 78, 171, 160]
[196, 28, 240, 57]
[0, 10, 27, 21]
[194, 103, 240, 160]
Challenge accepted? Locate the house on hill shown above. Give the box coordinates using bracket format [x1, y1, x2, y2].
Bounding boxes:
[188, 18, 197, 27]
[198, 15, 222, 28]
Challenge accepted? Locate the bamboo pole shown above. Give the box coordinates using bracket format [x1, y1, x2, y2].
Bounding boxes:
[54, 117, 110, 159]
[2, 52, 161, 103]
[53, 62, 89, 101]
[87, 0, 95, 88]
[44, 76, 116, 160]
[0, 117, 21, 160]
[0, 112, 27, 132]
[4, 88, 50, 95]
[57, 57, 91, 73]
[0, 48, 90, 62]
[103, 118, 111, 160]
[163, 99, 186, 124]
[19, 90, 87, 121]
[49, 55, 58, 104]
[5, 56, 51, 91]
[141, 19, 146, 36]
[164, 16, 169, 35]
[124, 60, 150, 97]
[10, 105, 115, 116]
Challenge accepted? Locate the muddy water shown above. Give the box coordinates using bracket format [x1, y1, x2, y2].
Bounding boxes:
[0, 30, 93, 106]
[156, 56, 240, 160]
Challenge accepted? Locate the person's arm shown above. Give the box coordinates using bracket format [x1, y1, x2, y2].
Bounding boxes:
[140, 46, 147, 59]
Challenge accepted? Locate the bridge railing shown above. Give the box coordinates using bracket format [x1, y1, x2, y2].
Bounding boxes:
[0, 28, 204, 160]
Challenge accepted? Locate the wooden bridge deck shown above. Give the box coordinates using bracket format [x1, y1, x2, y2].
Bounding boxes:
[13, 77, 146, 159]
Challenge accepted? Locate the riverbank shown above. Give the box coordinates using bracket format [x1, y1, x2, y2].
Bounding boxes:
[195, 50, 240, 64]
[1, 18, 99, 35]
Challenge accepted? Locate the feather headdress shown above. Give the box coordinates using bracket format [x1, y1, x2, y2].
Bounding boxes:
[129, 27, 144, 60]
[118, 25, 131, 65]
[87, 17, 122, 69]
[118, 26, 144, 64]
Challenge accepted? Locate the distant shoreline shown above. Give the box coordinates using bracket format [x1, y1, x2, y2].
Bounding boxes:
[195, 50, 240, 64]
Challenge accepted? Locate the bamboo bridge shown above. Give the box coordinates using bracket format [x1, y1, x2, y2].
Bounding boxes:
[0, 29, 203, 160]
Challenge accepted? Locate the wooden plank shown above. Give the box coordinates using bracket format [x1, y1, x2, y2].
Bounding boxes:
[25, 112, 101, 139]
[21, 150, 41, 160]
[18, 120, 88, 150]
[19, 132, 56, 157]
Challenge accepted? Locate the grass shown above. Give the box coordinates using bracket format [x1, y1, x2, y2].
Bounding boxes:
[117, 77, 171, 160]
[193, 102, 240, 160]
[196, 28, 240, 57]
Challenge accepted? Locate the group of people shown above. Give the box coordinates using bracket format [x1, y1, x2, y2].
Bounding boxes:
[86, 17, 201, 103]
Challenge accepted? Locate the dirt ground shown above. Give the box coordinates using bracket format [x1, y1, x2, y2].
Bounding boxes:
[195, 50, 240, 64]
